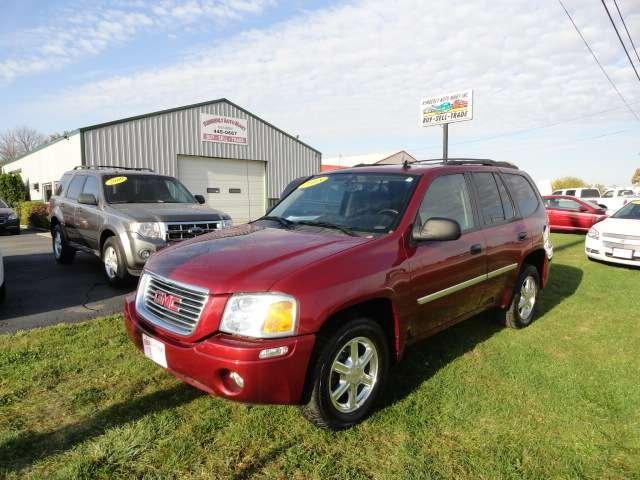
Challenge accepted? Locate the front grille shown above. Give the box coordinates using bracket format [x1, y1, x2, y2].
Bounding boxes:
[0, 213, 7, 223]
[166, 221, 222, 241]
[137, 273, 208, 335]
[602, 232, 640, 241]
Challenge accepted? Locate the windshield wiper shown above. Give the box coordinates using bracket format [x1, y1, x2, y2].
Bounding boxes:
[255, 215, 294, 229]
[292, 220, 358, 237]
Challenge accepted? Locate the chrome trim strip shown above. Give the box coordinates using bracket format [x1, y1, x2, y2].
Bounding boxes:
[417, 263, 519, 305]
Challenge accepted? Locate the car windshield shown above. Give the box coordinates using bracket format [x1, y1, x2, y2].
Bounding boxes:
[580, 189, 600, 198]
[0, 199, 7, 208]
[103, 174, 196, 204]
[268, 172, 418, 234]
[612, 201, 640, 220]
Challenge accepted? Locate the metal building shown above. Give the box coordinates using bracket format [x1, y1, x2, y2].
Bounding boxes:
[3, 99, 321, 223]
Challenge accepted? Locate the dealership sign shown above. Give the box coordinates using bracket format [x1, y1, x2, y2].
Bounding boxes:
[421, 90, 473, 127]
[200, 114, 248, 145]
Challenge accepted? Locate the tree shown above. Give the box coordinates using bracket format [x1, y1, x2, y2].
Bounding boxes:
[0, 172, 28, 206]
[632, 169, 640, 186]
[551, 177, 588, 191]
[0, 126, 46, 164]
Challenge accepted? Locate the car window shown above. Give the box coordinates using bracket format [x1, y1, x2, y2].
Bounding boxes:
[580, 189, 599, 198]
[471, 172, 505, 224]
[554, 199, 581, 210]
[552, 191, 562, 195]
[495, 174, 515, 220]
[0, 199, 7, 208]
[66, 175, 87, 201]
[82, 176, 100, 199]
[504, 174, 540, 217]
[612, 201, 640, 219]
[619, 190, 634, 197]
[55, 173, 72, 196]
[103, 175, 195, 204]
[602, 191, 613, 198]
[565, 189, 576, 196]
[416, 174, 475, 232]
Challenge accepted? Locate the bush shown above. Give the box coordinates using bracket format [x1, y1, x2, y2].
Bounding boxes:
[18, 201, 50, 229]
[0, 172, 28, 206]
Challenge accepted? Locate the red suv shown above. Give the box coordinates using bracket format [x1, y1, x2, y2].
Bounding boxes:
[124, 159, 553, 429]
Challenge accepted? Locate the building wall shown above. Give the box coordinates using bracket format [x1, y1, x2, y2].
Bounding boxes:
[2, 133, 81, 201]
[82, 100, 321, 199]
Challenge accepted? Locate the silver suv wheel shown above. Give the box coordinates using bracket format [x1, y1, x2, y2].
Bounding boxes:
[53, 231, 62, 258]
[103, 245, 119, 279]
[329, 336, 379, 414]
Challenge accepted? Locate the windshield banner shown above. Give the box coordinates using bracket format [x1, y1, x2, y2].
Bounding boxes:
[421, 90, 473, 127]
[201, 114, 248, 145]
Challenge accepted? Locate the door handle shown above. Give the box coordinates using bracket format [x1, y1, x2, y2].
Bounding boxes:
[470, 244, 482, 255]
[518, 232, 527, 241]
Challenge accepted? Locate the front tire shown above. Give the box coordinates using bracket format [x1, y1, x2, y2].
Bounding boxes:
[102, 236, 133, 287]
[301, 318, 389, 430]
[497, 264, 540, 329]
[52, 225, 76, 264]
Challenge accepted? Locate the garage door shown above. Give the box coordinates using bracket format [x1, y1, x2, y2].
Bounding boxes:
[178, 155, 266, 224]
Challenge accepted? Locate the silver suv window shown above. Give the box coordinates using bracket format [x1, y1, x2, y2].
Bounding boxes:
[66, 175, 87, 201]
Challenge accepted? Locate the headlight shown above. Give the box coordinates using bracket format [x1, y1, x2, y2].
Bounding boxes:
[8, 212, 17, 220]
[131, 222, 164, 240]
[221, 218, 233, 229]
[587, 227, 599, 239]
[220, 293, 298, 338]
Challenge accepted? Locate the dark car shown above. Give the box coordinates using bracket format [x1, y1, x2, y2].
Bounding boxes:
[124, 159, 552, 429]
[0, 199, 20, 235]
[543, 195, 607, 233]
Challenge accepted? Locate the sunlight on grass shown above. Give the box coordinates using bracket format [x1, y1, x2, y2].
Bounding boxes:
[1, 234, 639, 478]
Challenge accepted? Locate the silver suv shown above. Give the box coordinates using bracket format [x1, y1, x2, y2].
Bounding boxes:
[50, 166, 232, 286]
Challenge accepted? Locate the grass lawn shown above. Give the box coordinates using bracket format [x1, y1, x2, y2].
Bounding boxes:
[1, 233, 639, 479]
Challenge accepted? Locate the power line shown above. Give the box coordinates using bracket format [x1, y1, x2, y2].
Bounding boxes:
[612, 0, 640, 66]
[601, 0, 640, 83]
[557, 0, 640, 121]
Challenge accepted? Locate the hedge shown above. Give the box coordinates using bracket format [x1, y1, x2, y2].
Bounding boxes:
[0, 172, 28, 207]
[18, 201, 50, 229]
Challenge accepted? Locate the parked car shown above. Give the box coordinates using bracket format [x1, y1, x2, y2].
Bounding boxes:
[0, 248, 5, 303]
[49, 166, 233, 286]
[551, 187, 600, 199]
[585, 200, 640, 267]
[124, 159, 552, 429]
[597, 188, 638, 213]
[543, 195, 607, 233]
[0, 199, 20, 235]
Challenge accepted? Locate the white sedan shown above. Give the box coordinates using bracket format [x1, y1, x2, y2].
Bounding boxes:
[585, 200, 640, 267]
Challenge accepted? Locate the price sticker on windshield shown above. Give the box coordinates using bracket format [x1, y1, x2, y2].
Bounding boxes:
[105, 176, 128, 186]
[299, 177, 328, 189]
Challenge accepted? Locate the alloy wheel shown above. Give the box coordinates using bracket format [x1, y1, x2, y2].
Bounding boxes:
[54, 231, 62, 258]
[103, 246, 119, 279]
[518, 275, 537, 320]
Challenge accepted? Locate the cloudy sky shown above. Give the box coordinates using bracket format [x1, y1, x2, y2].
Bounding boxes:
[1, 0, 639, 185]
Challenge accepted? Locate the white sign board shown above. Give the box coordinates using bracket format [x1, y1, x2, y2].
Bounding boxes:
[421, 90, 473, 127]
[200, 113, 248, 145]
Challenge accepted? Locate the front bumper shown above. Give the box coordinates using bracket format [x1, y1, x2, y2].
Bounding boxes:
[124, 296, 316, 405]
[0, 218, 19, 232]
[585, 236, 640, 267]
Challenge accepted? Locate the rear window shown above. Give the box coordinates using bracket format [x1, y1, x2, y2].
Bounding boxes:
[580, 189, 599, 198]
[504, 174, 540, 218]
[471, 172, 505, 224]
[565, 189, 576, 196]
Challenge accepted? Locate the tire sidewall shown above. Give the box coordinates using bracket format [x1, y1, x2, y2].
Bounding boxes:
[512, 265, 540, 327]
[314, 319, 389, 429]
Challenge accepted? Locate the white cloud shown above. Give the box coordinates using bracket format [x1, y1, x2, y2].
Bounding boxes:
[0, 0, 276, 82]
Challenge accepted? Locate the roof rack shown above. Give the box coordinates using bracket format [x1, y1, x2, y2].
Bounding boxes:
[73, 165, 154, 172]
[405, 158, 518, 169]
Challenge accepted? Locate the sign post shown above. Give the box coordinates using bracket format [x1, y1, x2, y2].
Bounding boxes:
[420, 89, 473, 162]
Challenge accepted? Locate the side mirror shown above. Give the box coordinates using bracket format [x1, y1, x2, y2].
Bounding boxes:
[413, 218, 461, 242]
[194, 194, 205, 204]
[77, 193, 98, 205]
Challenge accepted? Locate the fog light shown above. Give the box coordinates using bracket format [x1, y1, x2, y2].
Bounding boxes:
[139, 249, 151, 260]
[259, 346, 289, 359]
[229, 371, 244, 388]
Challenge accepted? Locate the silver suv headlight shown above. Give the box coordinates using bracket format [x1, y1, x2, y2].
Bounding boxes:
[220, 293, 298, 338]
[130, 222, 165, 240]
[221, 219, 233, 229]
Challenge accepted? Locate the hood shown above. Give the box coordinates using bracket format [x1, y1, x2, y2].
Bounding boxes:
[596, 218, 640, 236]
[144, 224, 372, 293]
[108, 203, 229, 222]
[0, 208, 15, 215]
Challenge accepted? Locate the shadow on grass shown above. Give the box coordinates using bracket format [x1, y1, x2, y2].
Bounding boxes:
[380, 262, 583, 408]
[552, 236, 585, 254]
[0, 383, 203, 474]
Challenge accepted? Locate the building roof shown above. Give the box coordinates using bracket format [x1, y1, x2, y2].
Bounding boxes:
[322, 150, 416, 168]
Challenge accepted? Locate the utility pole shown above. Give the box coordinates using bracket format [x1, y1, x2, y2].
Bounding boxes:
[442, 123, 449, 162]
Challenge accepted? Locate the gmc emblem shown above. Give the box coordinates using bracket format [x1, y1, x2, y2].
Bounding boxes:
[153, 291, 182, 312]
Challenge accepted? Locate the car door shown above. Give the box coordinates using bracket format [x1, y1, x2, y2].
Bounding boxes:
[409, 173, 487, 339]
[61, 174, 87, 242]
[75, 175, 102, 250]
[554, 198, 585, 231]
[470, 172, 523, 306]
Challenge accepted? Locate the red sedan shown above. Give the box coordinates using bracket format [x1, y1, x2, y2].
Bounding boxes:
[543, 195, 607, 233]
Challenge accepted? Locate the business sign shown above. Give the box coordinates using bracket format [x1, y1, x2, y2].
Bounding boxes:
[421, 90, 473, 127]
[200, 114, 248, 145]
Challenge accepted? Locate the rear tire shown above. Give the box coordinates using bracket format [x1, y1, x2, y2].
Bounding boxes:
[52, 224, 76, 264]
[301, 318, 389, 430]
[496, 264, 540, 329]
[102, 236, 133, 287]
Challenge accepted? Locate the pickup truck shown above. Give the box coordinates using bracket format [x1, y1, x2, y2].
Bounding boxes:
[597, 188, 639, 213]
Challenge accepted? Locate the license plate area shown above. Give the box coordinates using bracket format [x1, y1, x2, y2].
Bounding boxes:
[142, 333, 167, 368]
[612, 248, 633, 260]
